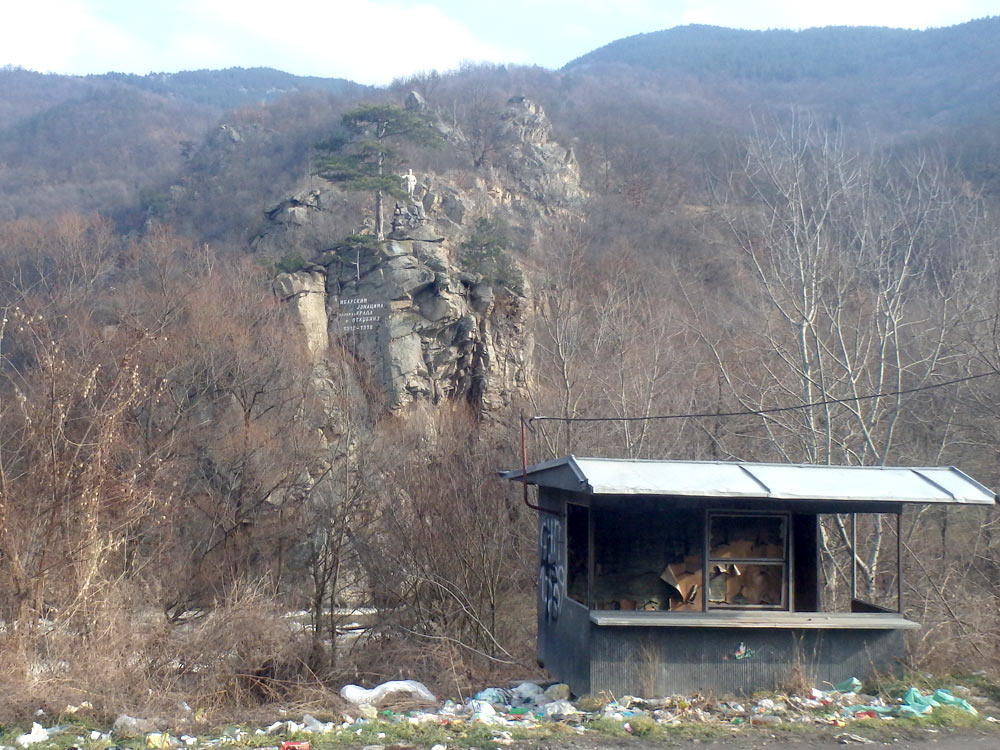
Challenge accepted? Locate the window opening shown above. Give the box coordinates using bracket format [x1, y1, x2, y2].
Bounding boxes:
[707, 513, 788, 610]
[566, 503, 589, 605]
[593, 506, 701, 611]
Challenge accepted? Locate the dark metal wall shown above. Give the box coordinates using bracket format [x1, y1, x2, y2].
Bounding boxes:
[536, 487, 906, 697]
[588, 626, 904, 696]
[537, 489, 591, 694]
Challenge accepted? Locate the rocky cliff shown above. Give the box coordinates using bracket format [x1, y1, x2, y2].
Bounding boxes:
[258, 95, 584, 414]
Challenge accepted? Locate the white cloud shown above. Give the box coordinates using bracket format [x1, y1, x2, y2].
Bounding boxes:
[1, 0, 94, 71]
[1, 0, 523, 83]
[2, 0, 997, 81]
[173, 0, 524, 83]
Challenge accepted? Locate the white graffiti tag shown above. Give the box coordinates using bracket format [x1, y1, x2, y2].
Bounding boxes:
[539, 516, 565, 622]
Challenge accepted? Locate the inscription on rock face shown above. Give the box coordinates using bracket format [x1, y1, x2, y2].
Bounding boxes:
[336, 297, 387, 334]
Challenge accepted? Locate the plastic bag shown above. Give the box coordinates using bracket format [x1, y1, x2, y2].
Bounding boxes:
[340, 680, 436, 706]
[931, 689, 977, 714]
[835, 677, 862, 694]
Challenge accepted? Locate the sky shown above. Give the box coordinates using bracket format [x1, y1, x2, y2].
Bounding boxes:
[2, 0, 999, 85]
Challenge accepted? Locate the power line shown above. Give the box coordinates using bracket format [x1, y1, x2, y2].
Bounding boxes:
[529, 371, 997, 425]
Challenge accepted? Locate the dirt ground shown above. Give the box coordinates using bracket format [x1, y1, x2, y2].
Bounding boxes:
[515, 727, 1000, 749]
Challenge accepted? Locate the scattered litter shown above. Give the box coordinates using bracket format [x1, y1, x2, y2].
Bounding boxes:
[474, 687, 509, 705]
[542, 683, 570, 702]
[834, 732, 875, 744]
[835, 677, 863, 694]
[541, 699, 580, 718]
[16, 724, 48, 747]
[844, 686, 977, 718]
[114, 715, 157, 736]
[301, 714, 334, 733]
[512, 682, 544, 704]
[9, 673, 997, 747]
[753, 697, 775, 713]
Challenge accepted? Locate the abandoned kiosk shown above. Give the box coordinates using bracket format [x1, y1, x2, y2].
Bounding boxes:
[503, 457, 997, 696]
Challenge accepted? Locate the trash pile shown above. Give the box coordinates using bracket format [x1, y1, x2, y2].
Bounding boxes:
[1, 677, 994, 750]
[331, 675, 988, 730]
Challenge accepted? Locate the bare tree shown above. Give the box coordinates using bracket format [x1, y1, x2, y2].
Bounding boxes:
[706, 113, 979, 600]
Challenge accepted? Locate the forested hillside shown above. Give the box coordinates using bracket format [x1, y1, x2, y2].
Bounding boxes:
[1, 20, 1000, 720]
[0, 67, 368, 225]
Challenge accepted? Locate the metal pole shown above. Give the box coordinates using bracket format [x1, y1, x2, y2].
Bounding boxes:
[850, 513, 856, 603]
[520, 416, 556, 515]
[702, 510, 710, 612]
[896, 510, 903, 614]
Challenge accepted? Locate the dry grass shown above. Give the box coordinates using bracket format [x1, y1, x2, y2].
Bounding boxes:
[0, 579, 325, 723]
[0, 573, 543, 725]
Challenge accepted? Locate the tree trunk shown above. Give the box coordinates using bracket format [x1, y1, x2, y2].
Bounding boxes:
[375, 149, 385, 240]
[374, 189, 384, 241]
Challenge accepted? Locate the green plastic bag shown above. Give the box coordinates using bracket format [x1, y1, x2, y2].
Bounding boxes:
[931, 689, 977, 715]
[835, 677, 862, 693]
[900, 686, 937, 715]
[843, 704, 894, 716]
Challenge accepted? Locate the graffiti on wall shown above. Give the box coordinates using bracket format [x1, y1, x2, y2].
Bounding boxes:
[539, 515, 565, 622]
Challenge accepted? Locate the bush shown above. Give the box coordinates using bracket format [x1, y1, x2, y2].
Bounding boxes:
[459, 217, 524, 295]
[272, 252, 307, 274]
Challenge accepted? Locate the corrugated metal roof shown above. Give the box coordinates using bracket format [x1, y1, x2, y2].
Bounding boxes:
[502, 456, 997, 505]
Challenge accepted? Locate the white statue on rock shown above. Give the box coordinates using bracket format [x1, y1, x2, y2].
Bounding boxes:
[401, 168, 417, 199]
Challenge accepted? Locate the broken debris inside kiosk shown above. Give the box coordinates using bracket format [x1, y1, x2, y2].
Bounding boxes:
[590, 511, 787, 612]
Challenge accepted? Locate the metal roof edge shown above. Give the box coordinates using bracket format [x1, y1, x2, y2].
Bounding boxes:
[500, 455, 591, 489]
[565, 455, 591, 489]
[941, 466, 999, 505]
[499, 455, 565, 481]
[502, 456, 998, 505]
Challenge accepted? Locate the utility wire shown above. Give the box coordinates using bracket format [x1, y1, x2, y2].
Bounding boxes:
[528, 371, 997, 425]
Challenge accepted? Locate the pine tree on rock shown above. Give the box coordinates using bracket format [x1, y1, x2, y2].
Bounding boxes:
[314, 104, 442, 240]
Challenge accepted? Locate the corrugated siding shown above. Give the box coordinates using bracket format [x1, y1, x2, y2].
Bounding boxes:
[588, 626, 903, 696]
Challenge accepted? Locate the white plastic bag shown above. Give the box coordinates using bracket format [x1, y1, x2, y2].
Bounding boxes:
[340, 679, 436, 706]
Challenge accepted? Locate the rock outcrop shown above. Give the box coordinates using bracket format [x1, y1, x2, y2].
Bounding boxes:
[263, 95, 584, 414]
[272, 269, 328, 356]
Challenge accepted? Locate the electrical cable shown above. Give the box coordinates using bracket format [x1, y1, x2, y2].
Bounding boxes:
[528, 371, 997, 424]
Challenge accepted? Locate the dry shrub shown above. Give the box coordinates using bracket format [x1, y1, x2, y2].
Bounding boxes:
[358, 409, 537, 682]
[165, 578, 314, 709]
[899, 510, 1000, 676]
[0, 578, 318, 723]
[905, 574, 1000, 676]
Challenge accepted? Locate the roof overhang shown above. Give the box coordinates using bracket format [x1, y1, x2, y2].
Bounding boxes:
[501, 456, 998, 507]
